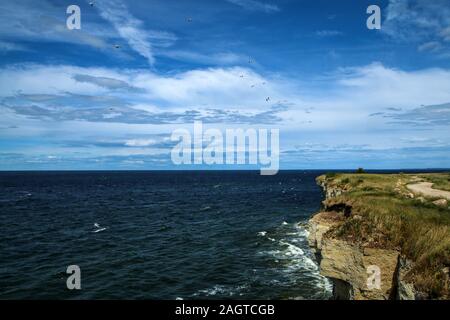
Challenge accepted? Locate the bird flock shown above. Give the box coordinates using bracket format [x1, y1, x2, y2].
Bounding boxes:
[87, 3, 273, 103]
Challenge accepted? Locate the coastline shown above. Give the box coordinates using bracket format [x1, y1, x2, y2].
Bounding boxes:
[307, 172, 450, 300]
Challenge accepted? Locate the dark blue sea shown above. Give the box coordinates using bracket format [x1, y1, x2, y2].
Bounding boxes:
[0, 171, 332, 299]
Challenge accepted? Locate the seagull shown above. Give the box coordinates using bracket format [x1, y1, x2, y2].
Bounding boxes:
[240, 75, 244, 78]
[89, 1, 95, 6]
[266, 97, 270, 102]
[93, 223, 107, 233]
[186, 17, 193, 23]
[248, 59, 253, 64]
[113, 44, 121, 49]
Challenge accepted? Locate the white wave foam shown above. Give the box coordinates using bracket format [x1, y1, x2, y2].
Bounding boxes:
[256, 221, 332, 296]
[193, 284, 248, 297]
[279, 240, 304, 256]
[92, 223, 107, 233]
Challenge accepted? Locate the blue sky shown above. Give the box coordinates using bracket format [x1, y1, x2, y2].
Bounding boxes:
[0, 0, 450, 170]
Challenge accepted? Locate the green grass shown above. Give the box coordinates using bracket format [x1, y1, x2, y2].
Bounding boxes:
[317, 172, 450, 299]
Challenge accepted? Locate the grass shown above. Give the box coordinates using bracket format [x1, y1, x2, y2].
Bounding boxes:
[317, 172, 450, 299]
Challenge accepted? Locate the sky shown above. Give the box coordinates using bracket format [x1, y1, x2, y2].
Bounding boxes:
[0, 0, 450, 170]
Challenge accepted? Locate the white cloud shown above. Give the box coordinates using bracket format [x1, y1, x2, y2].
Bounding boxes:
[418, 41, 443, 53]
[383, 0, 450, 55]
[2, 62, 450, 135]
[2, 62, 450, 168]
[315, 30, 343, 37]
[94, 0, 158, 65]
[0, 64, 279, 110]
[440, 27, 450, 42]
[0, 65, 121, 96]
[0, 0, 109, 50]
[159, 50, 248, 66]
[225, 0, 279, 13]
[124, 139, 156, 147]
[0, 41, 28, 53]
[333, 63, 450, 109]
[132, 67, 279, 107]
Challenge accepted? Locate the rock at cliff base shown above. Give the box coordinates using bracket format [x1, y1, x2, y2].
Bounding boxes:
[319, 237, 400, 300]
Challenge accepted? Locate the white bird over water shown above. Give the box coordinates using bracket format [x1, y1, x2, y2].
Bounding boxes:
[93, 223, 107, 233]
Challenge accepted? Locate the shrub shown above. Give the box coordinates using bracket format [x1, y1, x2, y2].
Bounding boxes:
[325, 172, 337, 179]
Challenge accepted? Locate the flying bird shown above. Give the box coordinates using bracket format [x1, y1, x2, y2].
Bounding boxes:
[266, 97, 270, 102]
[113, 44, 121, 49]
[186, 17, 193, 23]
[89, 1, 95, 6]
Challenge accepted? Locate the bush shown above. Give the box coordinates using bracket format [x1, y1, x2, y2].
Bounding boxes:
[325, 172, 337, 179]
[356, 168, 365, 173]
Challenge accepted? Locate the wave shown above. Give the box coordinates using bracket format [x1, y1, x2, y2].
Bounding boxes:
[256, 222, 332, 297]
[192, 284, 248, 298]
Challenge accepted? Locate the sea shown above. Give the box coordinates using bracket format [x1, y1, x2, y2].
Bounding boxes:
[0, 170, 333, 299]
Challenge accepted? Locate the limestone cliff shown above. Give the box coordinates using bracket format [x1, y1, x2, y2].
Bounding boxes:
[308, 177, 417, 300]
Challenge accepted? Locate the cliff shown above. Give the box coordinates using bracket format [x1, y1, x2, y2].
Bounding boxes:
[308, 173, 450, 300]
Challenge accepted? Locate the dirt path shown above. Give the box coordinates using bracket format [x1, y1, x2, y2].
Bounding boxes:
[407, 182, 450, 200]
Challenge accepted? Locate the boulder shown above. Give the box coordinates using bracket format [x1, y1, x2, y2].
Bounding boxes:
[396, 258, 416, 300]
[307, 211, 342, 250]
[432, 199, 448, 207]
[319, 237, 399, 300]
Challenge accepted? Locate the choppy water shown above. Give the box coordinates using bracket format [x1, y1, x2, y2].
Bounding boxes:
[0, 171, 332, 299]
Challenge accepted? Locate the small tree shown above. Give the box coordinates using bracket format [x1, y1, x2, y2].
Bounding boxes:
[356, 168, 365, 174]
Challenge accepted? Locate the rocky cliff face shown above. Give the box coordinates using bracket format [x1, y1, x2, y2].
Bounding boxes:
[308, 178, 417, 300]
[316, 177, 346, 199]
